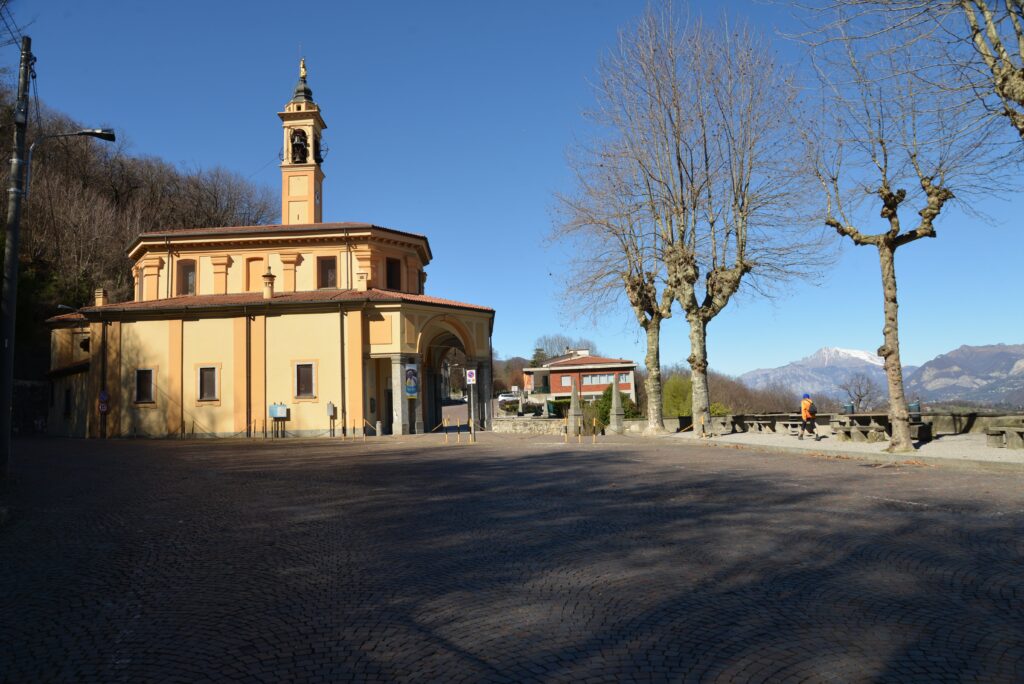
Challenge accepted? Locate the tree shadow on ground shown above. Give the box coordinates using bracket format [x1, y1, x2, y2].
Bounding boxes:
[1, 438, 1021, 682]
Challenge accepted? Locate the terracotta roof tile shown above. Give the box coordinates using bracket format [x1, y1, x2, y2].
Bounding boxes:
[131, 222, 428, 244]
[58, 288, 493, 317]
[546, 355, 635, 367]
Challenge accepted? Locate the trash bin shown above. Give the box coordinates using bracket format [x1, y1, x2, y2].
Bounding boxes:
[842, 401, 855, 414]
[907, 401, 921, 420]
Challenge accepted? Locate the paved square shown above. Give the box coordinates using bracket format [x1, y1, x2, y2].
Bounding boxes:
[1, 435, 1022, 682]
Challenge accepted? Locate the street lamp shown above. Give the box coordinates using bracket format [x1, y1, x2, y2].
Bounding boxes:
[1, 123, 116, 477]
[25, 129, 116, 199]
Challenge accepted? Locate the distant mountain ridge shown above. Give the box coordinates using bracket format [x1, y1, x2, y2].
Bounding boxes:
[905, 344, 1024, 404]
[739, 347, 893, 397]
[739, 343, 1024, 406]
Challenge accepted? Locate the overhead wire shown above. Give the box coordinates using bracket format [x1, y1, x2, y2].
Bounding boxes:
[0, 1, 22, 47]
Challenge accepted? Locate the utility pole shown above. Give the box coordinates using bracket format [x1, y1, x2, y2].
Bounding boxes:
[0, 36, 33, 479]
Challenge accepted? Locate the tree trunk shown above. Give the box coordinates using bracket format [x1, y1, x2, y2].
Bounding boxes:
[877, 243, 912, 452]
[687, 314, 712, 436]
[643, 319, 666, 434]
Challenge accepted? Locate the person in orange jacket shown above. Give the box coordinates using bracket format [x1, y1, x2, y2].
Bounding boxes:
[800, 393, 819, 441]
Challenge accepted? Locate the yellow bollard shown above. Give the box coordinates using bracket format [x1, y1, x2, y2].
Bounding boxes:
[592, 418, 597, 444]
[457, 420, 462, 444]
[444, 418, 449, 445]
[563, 417, 568, 443]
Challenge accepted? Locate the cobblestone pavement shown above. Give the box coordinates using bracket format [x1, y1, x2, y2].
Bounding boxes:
[1, 434, 1022, 683]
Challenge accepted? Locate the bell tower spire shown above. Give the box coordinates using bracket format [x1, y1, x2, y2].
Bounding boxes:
[278, 58, 327, 225]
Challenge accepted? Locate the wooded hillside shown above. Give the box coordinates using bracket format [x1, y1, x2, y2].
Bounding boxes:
[1, 85, 276, 379]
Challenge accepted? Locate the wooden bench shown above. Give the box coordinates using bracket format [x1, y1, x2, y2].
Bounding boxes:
[833, 425, 887, 443]
[985, 426, 1024, 449]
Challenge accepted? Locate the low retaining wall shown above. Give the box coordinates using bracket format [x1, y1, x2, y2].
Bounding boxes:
[492, 417, 566, 435]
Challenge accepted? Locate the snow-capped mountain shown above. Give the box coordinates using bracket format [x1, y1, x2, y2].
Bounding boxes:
[739, 347, 895, 397]
[739, 343, 1024, 406]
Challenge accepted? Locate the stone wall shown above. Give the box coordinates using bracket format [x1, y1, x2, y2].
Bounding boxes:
[491, 417, 566, 435]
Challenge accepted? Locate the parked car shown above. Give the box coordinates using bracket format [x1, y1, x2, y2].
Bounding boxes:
[496, 392, 519, 403]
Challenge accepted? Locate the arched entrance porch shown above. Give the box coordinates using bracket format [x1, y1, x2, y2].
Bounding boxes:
[418, 318, 492, 432]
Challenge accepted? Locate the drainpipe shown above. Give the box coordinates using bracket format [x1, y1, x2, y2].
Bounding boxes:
[100, 318, 107, 439]
[165, 236, 172, 299]
[339, 304, 346, 435]
[244, 306, 251, 437]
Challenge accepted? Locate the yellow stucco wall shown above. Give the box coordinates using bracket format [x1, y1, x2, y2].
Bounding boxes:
[181, 318, 236, 436]
[198, 256, 214, 295]
[119, 319, 171, 437]
[47, 372, 88, 438]
[265, 312, 341, 434]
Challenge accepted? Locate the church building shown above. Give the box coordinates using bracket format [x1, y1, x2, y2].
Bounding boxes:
[47, 61, 494, 438]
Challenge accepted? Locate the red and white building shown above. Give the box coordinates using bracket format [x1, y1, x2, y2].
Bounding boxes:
[523, 349, 637, 402]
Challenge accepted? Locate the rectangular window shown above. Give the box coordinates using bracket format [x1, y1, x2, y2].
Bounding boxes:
[560, 375, 572, 388]
[295, 363, 315, 398]
[416, 268, 423, 294]
[386, 258, 401, 290]
[317, 256, 337, 289]
[198, 366, 218, 401]
[135, 369, 154, 403]
[177, 260, 196, 296]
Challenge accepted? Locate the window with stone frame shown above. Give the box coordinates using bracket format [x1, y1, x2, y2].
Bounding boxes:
[386, 258, 401, 290]
[295, 363, 316, 398]
[198, 366, 218, 401]
[135, 369, 154, 403]
[176, 260, 197, 296]
[317, 256, 337, 289]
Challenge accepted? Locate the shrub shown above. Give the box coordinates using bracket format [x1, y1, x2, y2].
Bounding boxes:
[548, 398, 572, 418]
[663, 374, 692, 417]
[710, 402, 730, 416]
[592, 385, 641, 425]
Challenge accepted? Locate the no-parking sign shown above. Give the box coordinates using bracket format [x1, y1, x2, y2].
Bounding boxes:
[466, 369, 477, 385]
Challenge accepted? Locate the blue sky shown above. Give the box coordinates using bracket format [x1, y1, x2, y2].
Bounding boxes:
[13, 0, 1023, 376]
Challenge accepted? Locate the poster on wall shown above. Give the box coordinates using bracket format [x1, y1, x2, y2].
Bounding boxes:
[404, 364, 419, 399]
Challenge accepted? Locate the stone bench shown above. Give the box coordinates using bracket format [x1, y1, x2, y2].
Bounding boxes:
[833, 425, 887, 443]
[742, 418, 776, 434]
[985, 426, 1024, 449]
[778, 420, 804, 436]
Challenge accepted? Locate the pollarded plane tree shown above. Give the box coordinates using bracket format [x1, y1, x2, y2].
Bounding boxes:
[804, 23, 1013, 451]
[556, 7, 823, 434]
[555, 135, 676, 434]
[798, 1, 1024, 144]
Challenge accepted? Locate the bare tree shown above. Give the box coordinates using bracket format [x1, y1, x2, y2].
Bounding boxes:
[795, 1, 1024, 144]
[533, 335, 600, 359]
[803, 22, 1014, 451]
[837, 372, 883, 412]
[556, 7, 823, 434]
[555, 135, 675, 433]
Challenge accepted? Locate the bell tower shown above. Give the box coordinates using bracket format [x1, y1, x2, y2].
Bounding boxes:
[278, 58, 327, 225]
